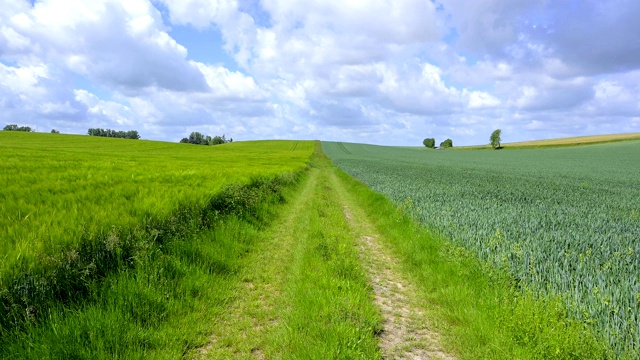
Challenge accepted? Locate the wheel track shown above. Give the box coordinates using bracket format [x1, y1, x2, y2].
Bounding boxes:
[329, 170, 454, 360]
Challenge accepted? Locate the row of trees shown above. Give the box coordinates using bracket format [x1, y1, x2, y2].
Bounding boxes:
[180, 132, 232, 146]
[87, 128, 140, 139]
[422, 137, 453, 149]
[422, 129, 502, 150]
[3, 124, 33, 132]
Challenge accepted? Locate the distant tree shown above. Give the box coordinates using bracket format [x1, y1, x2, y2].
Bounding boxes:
[125, 130, 140, 139]
[88, 128, 139, 139]
[187, 132, 206, 145]
[181, 132, 230, 146]
[440, 138, 453, 148]
[490, 129, 502, 149]
[423, 138, 436, 149]
[210, 135, 226, 145]
[51, 129, 60, 134]
[3, 124, 32, 132]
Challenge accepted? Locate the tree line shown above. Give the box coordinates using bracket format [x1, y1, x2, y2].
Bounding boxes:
[3, 124, 34, 132]
[422, 129, 502, 149]
[88, 128, 140, 139]
[180, 132, 232, 146]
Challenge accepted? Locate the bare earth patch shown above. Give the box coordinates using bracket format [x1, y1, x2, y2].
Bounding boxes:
[344, 206, 455, 360]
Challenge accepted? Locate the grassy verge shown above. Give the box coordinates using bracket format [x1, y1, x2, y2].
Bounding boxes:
[332, 166, 612, 359]
[0, 174, 303, 358]
[268, 160, 381, 359]
[198, 143, 382, 359]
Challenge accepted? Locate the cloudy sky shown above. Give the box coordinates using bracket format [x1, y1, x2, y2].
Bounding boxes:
[1, 0, 639, 146]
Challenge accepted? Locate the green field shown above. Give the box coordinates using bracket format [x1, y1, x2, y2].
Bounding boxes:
[0, 132, 312, 262]
[323, 140, 640, 357]
[2, 131, 635, 358]
[0, 132, 315, 356]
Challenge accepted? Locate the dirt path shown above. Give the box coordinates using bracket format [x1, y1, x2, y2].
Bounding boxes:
[195, 158, 453, 359]
[329, 171, 454, 360]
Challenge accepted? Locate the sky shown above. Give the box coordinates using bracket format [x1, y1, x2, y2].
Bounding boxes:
[1, 0, 639, 146]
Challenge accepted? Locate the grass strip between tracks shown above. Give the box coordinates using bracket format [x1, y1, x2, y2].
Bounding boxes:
[198, 143, 382, 359]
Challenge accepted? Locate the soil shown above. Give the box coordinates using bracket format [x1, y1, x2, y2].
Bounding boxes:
[343, 206, 454, 360]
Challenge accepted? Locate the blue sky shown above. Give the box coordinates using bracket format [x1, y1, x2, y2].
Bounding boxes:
[1, 0, 639, 145]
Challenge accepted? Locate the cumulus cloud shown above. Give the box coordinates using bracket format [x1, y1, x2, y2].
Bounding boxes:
[1, 0, 640, 145]
[531, 0, 640, 75]
[440, 0, 544, 56]
[0, 62, 87, 126]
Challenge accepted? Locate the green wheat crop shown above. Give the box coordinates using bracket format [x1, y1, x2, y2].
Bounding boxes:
[324, 140, 640, 358]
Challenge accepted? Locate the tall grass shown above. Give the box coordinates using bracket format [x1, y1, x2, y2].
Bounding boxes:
[0, 132, 312, 262]
[268, 156, 382, 359]
[0, 132, 313, 349]
[0, 187, 299, 358]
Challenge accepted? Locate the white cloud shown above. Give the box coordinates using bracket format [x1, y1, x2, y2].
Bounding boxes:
[1, 0, 640, 145]
[378, 62, 465, 115]
[440, 0, 544, 56]
[3, 0, 208, 92]
[194, 62, 268, 101]
[0, 62, 49, 97]
[469, 91, 500, 109]
[158, 0, 238, 29]
[74, 89, 134, 126]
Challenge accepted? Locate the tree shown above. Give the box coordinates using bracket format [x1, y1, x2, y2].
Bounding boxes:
[210, 135, 226, 145]
[423, 138, 435, 149]
[440, 138, 453, 148]
[180, 132, 230, 146]
[125, 130, 140, 139]
[3, 124, 32, 132]
[490, 129, 502, 149]
[51, 129, 60, 134]
[187, 131, 206, 145]
[88, 128, 139, 139]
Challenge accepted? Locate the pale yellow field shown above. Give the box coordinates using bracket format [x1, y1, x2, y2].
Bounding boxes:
[506, 132, 640, 146]
[459, 132, 640, 149]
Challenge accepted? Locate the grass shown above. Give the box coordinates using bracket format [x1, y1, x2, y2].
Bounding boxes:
[267, 146, 381, 359]
[2, 131, 632, 358]
[324, 140, 639, 357]
[0, 132, 314, 353]
[1, 203, 284, 358]
[2, 139, 382, 359]
[198, 142, 382, 359]
[0, 132, 312, 262]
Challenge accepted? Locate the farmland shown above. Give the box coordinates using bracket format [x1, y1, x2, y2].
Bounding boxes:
[0, 132, 312, 262]
[0, 132, 314, 356]
[0, 131, 629, 358]
[323, 140, 640, 357]
[457, 132, 640, 149]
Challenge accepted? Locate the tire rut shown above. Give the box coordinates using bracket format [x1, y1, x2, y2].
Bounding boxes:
[336, 177, 454, 359]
